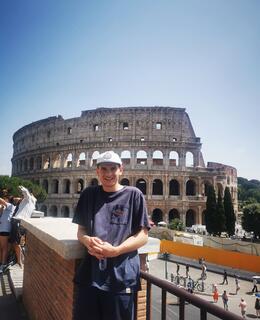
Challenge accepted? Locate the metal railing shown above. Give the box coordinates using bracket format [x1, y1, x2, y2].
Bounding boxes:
[139, 271, 242, 320]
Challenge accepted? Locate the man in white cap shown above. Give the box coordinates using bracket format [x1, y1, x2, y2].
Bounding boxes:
[73, 151, 150, 320]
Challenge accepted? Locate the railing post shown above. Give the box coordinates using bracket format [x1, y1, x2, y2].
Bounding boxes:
[179, 297, 185, 320]
[146, 281, 151, 320]
[201, 308, 207, 320]
[161, 289, 167, 320]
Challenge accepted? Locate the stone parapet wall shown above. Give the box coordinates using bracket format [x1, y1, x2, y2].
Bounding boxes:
[21, 218, 158, 320]
[23, 232, 76, 320]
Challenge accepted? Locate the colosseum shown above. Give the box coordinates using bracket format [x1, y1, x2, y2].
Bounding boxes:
[12, 106, 238, 226]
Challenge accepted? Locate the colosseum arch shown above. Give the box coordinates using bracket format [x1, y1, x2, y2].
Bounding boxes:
[121, 178, 130, 186]
[62, 179, 71, 193]
[152, 150, 163, 166]
[43, 155, 50, 170]
[136, 179, 146, 195]
[91, 151, 100, 167]
[49, 205, 58, 217]
[77, 152, 86, 167]
[152, 208, 163, 225]
[50, 179, 59, 194]
[136, 150, 147, 165]
[61, 206, 70, 217]
[23, 159, 28, 172]
[203, 180, 212, 196]
[53, 154, 61, 168]
[19, 159, 23, 172]
[36, 156, 42, 170]
[75, 179, 84, 193]
[168, 209, 180, 222]
[121, 150, 131, 165]
[64, 153, 73, 168]
[185, 209, 196, 227]
[169, 179, 180, 195]
[152, 179, 163, 195]
[186, 179, 196, 196]
[29, 157, 34, 170]
[169, 151, 179, 166]
[186, 151, 194, 167]
[42, 180, 49, 193]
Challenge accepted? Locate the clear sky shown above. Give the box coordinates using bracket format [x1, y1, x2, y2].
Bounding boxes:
[1, 0, 259, 180]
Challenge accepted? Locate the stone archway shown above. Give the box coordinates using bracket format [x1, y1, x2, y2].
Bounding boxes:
[185, 209, 195, 227]
[152, 208, 163, 225]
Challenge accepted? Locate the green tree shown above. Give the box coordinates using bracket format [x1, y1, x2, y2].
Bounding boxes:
[223, 187, 236, 236]
[0, 175, 47, 203]
[205, 185, 218, 235]
[242, 203, 260, 238]
[216, 189, 226, 235]
[168, 218, 184, 231]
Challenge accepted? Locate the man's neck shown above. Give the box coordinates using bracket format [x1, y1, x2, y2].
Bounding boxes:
[102, 184, 124, 193]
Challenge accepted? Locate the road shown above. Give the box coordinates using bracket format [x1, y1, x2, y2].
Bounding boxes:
[148, 258, 258, 319]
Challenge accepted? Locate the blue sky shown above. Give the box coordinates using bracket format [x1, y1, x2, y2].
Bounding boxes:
[1, 0, 259, 180]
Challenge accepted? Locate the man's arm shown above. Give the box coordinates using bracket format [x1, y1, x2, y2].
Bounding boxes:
[94, 227, 149, 258]
[0, 198, 8, 207]
[77, 225, 104, 259]
[77, 225, 149, 259]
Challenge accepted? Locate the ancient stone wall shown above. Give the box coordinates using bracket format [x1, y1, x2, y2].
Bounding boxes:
[12, 106, 238, 226]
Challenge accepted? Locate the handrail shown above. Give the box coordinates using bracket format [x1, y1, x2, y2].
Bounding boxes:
[140, 270, 242, 320]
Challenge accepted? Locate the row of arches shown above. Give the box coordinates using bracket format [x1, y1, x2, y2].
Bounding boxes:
[39, 177, 218, 197]
[13, 149, 199, 174]
[151, 208, 206, 227]
[39, 204, 206, 227]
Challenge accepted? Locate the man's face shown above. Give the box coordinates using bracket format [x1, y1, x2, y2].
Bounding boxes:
[96, 163, 123, 191]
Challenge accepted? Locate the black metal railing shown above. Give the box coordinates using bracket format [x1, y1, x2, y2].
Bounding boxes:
[139, 271, 242, 320]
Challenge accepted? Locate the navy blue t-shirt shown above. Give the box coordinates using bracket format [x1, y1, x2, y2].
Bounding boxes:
[72, 185, 150, 292]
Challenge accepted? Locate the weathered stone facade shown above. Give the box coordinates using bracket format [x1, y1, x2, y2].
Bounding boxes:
[12, 106, 238, 226]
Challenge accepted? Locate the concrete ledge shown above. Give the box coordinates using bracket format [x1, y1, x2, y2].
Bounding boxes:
[21, 217, 160, 260]
[21, 218, 85, 260]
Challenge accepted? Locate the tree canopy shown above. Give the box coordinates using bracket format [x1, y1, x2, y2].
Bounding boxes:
[224, 187, 236, 236]
[242, 203, 260, 238]
[238, 177, 260, 204]
[0, 175, 47, 203]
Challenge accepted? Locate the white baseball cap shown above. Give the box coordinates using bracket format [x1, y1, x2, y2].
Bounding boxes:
[96, 151, 122, 166]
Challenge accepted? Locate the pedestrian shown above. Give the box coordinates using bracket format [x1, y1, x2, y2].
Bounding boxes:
[0, 196, 16, 273]
[201, 263, 207, 280]
[186, 264, 190, 277]
[212, 284, 219, 303]
[222, 270, 228, 285]
[235, 275, 240, 295]
[72, 151, 150, 320]
[222, 290, 229, 311]
[239, 298, 247, 319]
[9, 186, 37, 267]
[252, 278, 258, 293]
[187, 276, 194, 294]
[176, 262, 180, 275]
[255, 297, 260, 318]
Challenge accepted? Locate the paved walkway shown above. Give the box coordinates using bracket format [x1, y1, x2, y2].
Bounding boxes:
[150, 254, 260, 318]
[0, 265, 28, 320]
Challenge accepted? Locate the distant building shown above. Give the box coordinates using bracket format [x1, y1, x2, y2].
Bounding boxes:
[12, 106, 238, 225]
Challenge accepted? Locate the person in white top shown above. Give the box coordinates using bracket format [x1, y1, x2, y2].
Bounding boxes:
[10, 186, 37, 267]
[14, 186, 36, 220]
[0, 196, 16, 272]
[239, 298, 247, 319]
